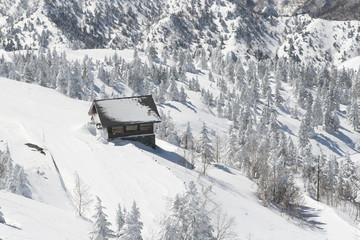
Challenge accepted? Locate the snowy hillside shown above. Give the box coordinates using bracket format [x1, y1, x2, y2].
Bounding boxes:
[2, 0, 360, 64]
[0, 67, 359, 239]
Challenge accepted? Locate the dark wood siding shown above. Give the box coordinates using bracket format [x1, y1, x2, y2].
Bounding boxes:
[139, 123, 153, 132]
[108, 123, 154, 138]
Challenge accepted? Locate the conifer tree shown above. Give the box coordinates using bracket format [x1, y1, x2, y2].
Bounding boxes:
[115, 204, 126, 238]
[82, 56, 95, 100]
[347, 99, 359, 131]
[0, 144, 31, 198]
[146, 44, 159, 64]
[234, 60, 245, 87]
[167, 79, 180, 101]
[208, 70, 215, 82]
[56, 67, 69, 96]
[89, 196, 115, 240]
[181, 122, 194, 150]
[312, 95, 323, 127]
[323, 101, 340, 132]
[274, 78, 282, 106]
[225, 127, 238, 166]
[298, 109, 314, 150]
[68, 61, 84, 99]
[179, 86, 188, 102]
[198, 122, 214, 175]
[119, 201, 143, 240]
[321, 155, 339, 204]
[160, 181, 215, 240]
[338, 153, 358, 201]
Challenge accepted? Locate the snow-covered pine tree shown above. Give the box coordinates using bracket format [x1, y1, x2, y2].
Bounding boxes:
[260, 69, 270, 98]
[0, 144, 13, 190]
[225, 126, 238, 166]
[234, 59, 245, 88]
[159, 181, 215, 240]
[0, 144, 31, 198]
[198, 122, 214, 175]
[89, 196, 115, 240]
[338, 153, 358, 201]
[167, 78, 180, 101]
[323, 101, 340, 133]
[146, 44, 159, 64]
[82, 56, 95, 100]
[8, 164, 32, 198]
[115, 204, 126, 238]
[35, 53, 50, 87]
[195, 47, 208, 70]
[188, 77, 200, 92]
[210, 47, 224, 75]
[56, 65, 69, 96]
[224, 53, 235, 83]
[213, 131, 223, 163]
[161, 47, 169, 65]
[68, 61, 84, 99]
[274, 77, 282, 106]
[208, 70, 215, 82]
[119, 201, 143, 240]
[347, 99, 359, 131]
[155, 110, 180, 146]
[184, 51, 196, 73]
[258, 150, 301, 211]
[180, 122, 194, 150]
[298, 109, 314, 150]
[320, 155, 339, 205]
[312, 94, 323, 128]
[22, 62, 35, 83]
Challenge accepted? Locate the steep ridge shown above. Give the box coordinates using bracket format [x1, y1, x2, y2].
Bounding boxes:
[1, 0, 360, 64]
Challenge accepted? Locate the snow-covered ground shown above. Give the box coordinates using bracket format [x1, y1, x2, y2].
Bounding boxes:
[0, 74, 360, 239]
[0, 191, 90, 240]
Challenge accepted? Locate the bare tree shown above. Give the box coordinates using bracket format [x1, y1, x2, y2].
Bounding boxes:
[72, 171, 93, 217]
[213, 209, 239, 240]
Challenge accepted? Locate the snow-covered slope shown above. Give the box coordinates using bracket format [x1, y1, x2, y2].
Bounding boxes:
[0, 191, 90, 240]
[0, 74, 360, 239]
[2, 0, 360, 65]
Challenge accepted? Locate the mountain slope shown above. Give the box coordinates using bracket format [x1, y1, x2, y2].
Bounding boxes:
[0, 191, 90, 240]
[0, 74, 360, 239]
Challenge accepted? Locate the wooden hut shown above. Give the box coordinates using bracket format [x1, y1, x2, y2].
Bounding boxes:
[88, 95, 161, 148]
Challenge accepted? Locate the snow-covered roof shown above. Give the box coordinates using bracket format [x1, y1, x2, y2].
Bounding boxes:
[89, 95, 161, 127]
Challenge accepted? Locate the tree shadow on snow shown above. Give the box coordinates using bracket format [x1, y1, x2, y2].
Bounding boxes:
[213, 164, 234, 174]
[294, 205, 326, 230]
[161, 102, 197, 113]
[150, 145, 194, 170]
[313, 129, 360, 156]
[112, 139, 194, 169]
[313, 134, 344, 156]
[278, 103, 290, 114]
[161, 103, 181, 112]
[278, 121, 295, 136]
[330, 129, 357, 151]
[182, 101, 197, 113]
[4, 223, 22, 230]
